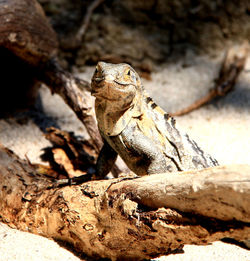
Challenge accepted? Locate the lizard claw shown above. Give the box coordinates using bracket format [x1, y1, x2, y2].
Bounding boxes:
[48, 169, 95, 189]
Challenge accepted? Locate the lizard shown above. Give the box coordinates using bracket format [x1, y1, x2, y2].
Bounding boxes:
[91, 61, 218, 179]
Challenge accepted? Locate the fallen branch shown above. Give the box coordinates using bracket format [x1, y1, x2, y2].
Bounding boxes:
[172, 42, 249, 116]
[39, 59, 103, 151]
[108, 165, 250, 222]
[0, 144, 249, 260]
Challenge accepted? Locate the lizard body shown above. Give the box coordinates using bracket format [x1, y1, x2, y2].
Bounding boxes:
[91, 62, 218, 178]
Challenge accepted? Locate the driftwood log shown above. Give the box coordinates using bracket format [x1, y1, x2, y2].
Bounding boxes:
[0, 144, 249, 260]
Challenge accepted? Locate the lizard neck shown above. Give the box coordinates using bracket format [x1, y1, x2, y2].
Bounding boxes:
[95, 91, 143, 136]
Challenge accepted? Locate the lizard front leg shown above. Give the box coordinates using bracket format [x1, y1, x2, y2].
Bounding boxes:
[118, 125, 178, 176]
[95, 140, 118, 179]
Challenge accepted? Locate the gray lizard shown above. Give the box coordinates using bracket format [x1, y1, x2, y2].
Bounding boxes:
[91, 62, 218, 179]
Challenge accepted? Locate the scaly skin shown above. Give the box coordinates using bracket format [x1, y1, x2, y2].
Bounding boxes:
[91, 62, 218, 178]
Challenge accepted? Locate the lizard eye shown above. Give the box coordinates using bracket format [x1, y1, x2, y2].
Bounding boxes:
[123, 67, 137, 84]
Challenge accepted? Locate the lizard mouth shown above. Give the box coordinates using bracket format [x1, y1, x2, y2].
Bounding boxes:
[92, 92, 118, 101]
[91, 88, 124, 102]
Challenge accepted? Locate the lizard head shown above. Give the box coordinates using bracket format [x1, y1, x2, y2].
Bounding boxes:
[91, 62, 144, 136]
[91, 62, 142, 104]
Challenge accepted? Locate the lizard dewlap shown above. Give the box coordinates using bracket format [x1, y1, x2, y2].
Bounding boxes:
[91, 62, 218, 178]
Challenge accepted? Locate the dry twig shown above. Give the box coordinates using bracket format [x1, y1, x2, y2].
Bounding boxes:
[172, 42, 249, 116]
[76, 0, 105, 45]
[61, 0, 105, 49]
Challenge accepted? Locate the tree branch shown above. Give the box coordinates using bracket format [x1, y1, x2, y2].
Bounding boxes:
[0, 144, 249, 260]
[108, 165, 250, 222]
[39, 59, 102, 151]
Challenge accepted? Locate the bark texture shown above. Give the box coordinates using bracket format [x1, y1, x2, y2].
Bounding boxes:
[109, 165, 250, 222]
[0, 144, 249, 260]
[40, 59, 103, 152]
[0, 0, 58, 65]
[0, 0, 58, 112]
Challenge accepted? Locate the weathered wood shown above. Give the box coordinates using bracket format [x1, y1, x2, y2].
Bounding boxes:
[0, 0, 58, 112]
[39, 59, 103, 152]
[0, 0, 58, 65]
[108, 165, 250, 222]
[0, 144, 249, 260]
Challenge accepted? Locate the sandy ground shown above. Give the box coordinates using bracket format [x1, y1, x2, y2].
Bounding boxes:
[0, 223, 80, 261]
[0, 50, 250, 260]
